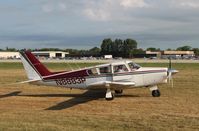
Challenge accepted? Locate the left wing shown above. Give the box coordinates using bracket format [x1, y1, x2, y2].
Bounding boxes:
[110, 81, 135, 86]
[88, 81, 135, 87]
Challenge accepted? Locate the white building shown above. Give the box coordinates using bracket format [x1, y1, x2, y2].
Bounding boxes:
[0, 52, 20, 59]
[104, 55, 113, 59]
[32, 51, 69, 58]
[0, 51, 69, 59]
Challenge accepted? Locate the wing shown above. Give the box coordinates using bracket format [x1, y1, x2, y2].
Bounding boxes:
[110, 81, 135, 86]
[88, 81, 135, 88]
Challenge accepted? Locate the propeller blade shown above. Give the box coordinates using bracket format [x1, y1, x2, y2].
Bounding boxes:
[171, 77, 174, 88]
[167, 57, 178, 88]
[169, 57, 172, 69]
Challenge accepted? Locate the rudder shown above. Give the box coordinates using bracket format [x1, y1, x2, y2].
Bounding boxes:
[19, 51, 52, 80]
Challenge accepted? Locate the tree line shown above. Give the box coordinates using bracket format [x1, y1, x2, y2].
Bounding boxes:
[1, 40, 199, 57]
[101, 38, 137, 58]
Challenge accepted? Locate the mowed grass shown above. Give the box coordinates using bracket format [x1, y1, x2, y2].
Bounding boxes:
[0, 62, 199, 131]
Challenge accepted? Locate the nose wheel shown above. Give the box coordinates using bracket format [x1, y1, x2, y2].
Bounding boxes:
[150, 85, 161, 97]
[152, 90, 161, 97]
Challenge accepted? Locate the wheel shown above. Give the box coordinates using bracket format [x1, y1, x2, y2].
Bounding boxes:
[152, 90, 161, 97]
[106, 97, 114, 101]
[105, 92, 114, 101]
[115, 90, 123, 94]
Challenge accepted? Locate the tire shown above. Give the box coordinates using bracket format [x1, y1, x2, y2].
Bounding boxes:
[106, 97, 114, 101]
[105, 92, 114, 101]
[152, 90, 161, 97]
[115, 90, 123, 94]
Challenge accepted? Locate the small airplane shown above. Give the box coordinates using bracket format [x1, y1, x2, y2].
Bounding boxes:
[19, 51, 178, 100]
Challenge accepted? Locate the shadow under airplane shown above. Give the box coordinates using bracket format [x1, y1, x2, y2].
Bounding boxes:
[17, 89, 107, 110]
[44, 90, 140, 110]
[45, 90, 106, 110]
[1, 90, 140, 110]
[0, 91, 22, 99]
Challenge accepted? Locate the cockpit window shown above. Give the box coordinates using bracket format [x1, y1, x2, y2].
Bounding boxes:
[128, 62, 141, 71]
[114, 64, 128, 73]
[99, 66, 111, 74]
[87, 68, 98, 75]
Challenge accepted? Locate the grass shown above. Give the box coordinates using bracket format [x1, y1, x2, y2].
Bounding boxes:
[0, 62, 199, 130]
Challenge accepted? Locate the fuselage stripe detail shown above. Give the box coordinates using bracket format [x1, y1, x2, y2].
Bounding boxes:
[42, 70, 166, 81]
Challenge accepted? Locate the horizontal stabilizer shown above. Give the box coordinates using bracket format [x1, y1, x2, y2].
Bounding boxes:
[16, 79, 41, 84]
[5, 79, 41, 86]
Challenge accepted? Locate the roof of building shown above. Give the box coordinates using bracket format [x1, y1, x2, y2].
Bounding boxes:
[163, 51, 194, 55]
[146, 51, 161, 55]
[33, 51, 69, 54]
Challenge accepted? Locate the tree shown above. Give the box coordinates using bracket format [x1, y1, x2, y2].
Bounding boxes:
[176, 46, 192, 51]
[166, 48, 173, 51]
[100, 38, 138, 58]
[6, 47, 17, 52]
[131, 48, 145, 54]
[114, 39, 123, 57]
[88, 47, 101, 57]
[146, 47, 160, 51]
[101, 38, 112, 55]
[192, 48, 199, 56]
[123, 39, 137, 58]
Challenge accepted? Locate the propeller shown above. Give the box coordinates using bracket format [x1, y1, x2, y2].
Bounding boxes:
[167, 57, 178, 88]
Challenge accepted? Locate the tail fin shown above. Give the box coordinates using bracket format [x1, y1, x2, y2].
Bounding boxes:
[19, 51, 52, 80]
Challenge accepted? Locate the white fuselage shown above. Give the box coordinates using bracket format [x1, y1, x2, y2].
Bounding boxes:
[36, 67, 168, 90]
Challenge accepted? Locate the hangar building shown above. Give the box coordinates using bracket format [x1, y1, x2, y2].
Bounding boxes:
[161, 51, 195, 59]
[32, 51, 69, 58]
[144, 51, 195, 59]
[0, 51, 69, 59]
[0, 52, 20, 59]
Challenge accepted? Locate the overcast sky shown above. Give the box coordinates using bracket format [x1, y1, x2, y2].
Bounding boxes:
[0, 0, 199, 49]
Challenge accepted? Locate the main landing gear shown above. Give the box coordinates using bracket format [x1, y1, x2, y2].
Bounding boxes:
[105, 88, 114, 100]
[115, 89, 123, 94]
[105, 89, 123, 100]
[150, 85, 161, 97]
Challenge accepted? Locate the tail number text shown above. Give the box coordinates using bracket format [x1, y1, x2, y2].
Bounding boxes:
[55, 77, 86, 85]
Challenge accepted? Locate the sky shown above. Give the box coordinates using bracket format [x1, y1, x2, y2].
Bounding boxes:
[0, 0, 199, 50]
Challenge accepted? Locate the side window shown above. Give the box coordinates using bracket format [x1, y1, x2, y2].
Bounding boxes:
[87, 68, 98, 75]
[99, 66, 111, 74]
[114, 65, 128, 73]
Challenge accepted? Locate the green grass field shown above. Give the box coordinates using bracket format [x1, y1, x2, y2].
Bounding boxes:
[0, 62, 199, 131]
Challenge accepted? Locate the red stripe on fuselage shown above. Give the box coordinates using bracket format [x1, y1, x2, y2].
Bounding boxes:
[42, 69, 166, 80]
[43, 69, 89, 80]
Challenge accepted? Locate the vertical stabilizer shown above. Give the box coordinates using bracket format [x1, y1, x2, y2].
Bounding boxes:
[19, 51, 52, 80]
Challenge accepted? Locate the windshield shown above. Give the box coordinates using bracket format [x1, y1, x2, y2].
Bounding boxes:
[128, 62, 141, 71]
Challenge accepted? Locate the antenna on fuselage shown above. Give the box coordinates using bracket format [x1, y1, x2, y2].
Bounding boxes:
[66, 62, 74, 71]
[74, 62, 81, 70]
[169, 57, 172, 69]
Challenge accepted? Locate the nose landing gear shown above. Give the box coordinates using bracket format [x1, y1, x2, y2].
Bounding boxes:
[152, 90, 161, 97]
[150, 85, 161, 97]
